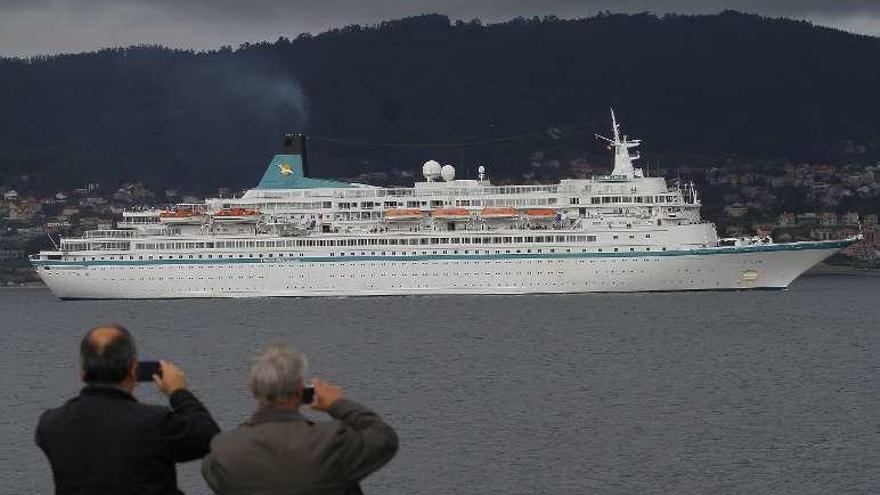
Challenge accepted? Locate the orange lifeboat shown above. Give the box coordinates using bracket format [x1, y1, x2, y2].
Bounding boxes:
[432, 207, 470, 221]
[158, 208, 206, 224]
[384, 208, 422, 221]
[213, 208, 261, 223]
[480, 207, 518, 219]
[159, 210, 202, 217]
[526, 208, 557, 220]
[214, 208, 259, 216]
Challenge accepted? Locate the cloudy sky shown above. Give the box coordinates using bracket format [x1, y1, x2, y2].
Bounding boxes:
[1, 0, 878, 57]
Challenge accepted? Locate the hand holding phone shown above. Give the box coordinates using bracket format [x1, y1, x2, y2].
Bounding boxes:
[136, 361, 162, 382]
[151, 361, 187, 397]
[309, 378, 344, 412]
[301, 385, 315, 405]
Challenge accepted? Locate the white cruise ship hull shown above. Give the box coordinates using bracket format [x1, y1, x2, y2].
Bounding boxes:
[32, 239, 852, 300]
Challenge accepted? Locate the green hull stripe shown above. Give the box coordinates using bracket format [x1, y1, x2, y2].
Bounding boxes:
[31, 239, 854, 269]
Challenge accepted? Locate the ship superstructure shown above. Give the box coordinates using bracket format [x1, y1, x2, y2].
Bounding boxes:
[31, 113, 856, 299]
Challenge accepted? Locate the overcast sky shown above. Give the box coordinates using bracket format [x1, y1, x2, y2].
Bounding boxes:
[1, 0, 878, 57]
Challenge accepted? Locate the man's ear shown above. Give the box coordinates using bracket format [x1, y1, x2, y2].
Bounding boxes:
[127, 360, 138, 381]
[79, 358, 90, 383]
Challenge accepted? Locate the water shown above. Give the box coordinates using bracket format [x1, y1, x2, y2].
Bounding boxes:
[2, 276, 878, 494]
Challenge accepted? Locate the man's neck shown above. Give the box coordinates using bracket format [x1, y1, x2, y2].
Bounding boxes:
[87, 381, 135, 395]
[259, 399, 299, 413]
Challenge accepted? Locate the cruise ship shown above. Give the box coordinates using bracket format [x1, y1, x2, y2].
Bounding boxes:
[31, 113, 857, 299]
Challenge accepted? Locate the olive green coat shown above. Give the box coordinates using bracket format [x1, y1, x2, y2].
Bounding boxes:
[202, 399, 398, 495]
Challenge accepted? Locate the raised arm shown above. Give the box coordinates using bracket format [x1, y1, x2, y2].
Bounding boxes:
[310, 379, 398, 483]
[153, 360, 220, 462]
[325, 399, 399, 482]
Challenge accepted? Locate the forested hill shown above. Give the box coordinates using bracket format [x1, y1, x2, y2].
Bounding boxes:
[1, 11, 879, 193]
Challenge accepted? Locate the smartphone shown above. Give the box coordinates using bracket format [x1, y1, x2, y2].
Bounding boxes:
[301, 385, 315, 404]
[136, 361, 162, 382]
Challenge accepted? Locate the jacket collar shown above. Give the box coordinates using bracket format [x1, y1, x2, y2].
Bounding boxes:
[79, 384, 137, 402]
[245, 405, 312, 426]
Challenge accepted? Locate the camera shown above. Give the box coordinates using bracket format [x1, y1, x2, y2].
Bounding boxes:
[301, 385, 315, 404]
[135, 361, 162, 382]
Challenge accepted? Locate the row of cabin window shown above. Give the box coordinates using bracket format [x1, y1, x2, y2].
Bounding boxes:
[70, 245, 670, 261]
[76, 233, 659, 252]
[223, 201, 332, 210]
[258, 185, 561, 201]
[130, 235, 612, 251]
[62, 241, 130, 251]
[590, 195, 679, 204]
[343, 185, 561, 200]
[338, 197, 561, 209]
[223, 194, 676, 212]
[227, 195, 561, 211]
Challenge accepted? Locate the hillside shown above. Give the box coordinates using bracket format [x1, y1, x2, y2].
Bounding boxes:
[1, 11, 879, 193]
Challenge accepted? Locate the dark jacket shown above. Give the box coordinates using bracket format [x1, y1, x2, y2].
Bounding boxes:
[36, 385, 220, 495]
[202, 399, 398, 495]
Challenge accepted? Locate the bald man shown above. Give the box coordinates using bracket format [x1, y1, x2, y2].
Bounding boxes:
[36, 324, 220, 495]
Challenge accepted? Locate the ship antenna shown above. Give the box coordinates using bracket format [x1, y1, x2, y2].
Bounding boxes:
[593, 108, 619, 146]
[611, 108, 621, 144]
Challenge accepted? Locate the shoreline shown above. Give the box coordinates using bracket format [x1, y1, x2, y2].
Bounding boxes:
[0, 283, 47, 289]
[804, 264, 880, 276]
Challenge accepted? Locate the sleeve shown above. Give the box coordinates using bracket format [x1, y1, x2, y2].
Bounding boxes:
[158, 389, 221, 462]
[201, 448, 230, 495]
[323, 399, 399, 483]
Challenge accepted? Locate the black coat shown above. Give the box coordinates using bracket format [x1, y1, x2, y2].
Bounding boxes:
[36, 385, 220, 495]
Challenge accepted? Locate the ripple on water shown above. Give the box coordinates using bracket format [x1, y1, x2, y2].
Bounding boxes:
[0, 276, 878, 494]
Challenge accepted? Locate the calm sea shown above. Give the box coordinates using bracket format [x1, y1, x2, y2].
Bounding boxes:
[1, 276, 878, 494]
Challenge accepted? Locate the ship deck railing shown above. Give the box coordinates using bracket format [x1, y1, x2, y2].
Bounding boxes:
[247, 184, 566, 200]
[592, 175, 632, 182]
[82, 230, 146, 239]
[80, 229, 183, 239]
[61, 218, 708, 245]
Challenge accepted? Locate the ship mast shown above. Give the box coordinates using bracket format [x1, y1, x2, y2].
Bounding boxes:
[595, 109, 643, 179]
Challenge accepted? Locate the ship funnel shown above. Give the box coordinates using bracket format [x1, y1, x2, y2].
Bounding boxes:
[255, 132, 352, 190]
[283, 133, 309, 177]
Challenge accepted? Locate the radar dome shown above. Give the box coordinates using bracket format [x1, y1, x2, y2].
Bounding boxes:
[441, 164, 456, 182]
[422, 160, 442, 181]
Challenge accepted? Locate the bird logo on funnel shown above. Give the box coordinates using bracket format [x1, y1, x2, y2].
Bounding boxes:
[278, 163, 294, 176]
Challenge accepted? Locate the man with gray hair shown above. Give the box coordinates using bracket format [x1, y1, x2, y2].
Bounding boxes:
[202, 344, 398, 494]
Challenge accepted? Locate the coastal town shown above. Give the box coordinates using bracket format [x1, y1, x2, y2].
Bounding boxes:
[2, 159, 879, 285]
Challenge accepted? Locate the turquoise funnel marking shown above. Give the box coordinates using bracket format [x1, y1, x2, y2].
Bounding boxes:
[256, 154, 353, 189]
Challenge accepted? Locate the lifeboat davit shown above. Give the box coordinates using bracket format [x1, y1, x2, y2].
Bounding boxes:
[480, 207, 518, 219]
[384, 208, 422, 221]
[525, 209, 557, 220]
[432, 208, 471, 221]
[212, 208, 261, 223]
[158, 209, 206, 225]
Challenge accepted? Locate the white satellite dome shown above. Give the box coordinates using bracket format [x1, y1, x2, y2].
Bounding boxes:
[441, 164, 456, 182]
[422, 160, 442, 181]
